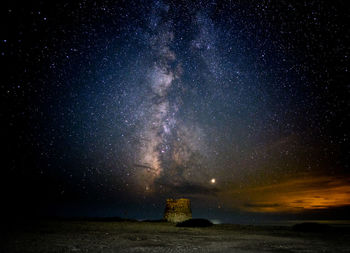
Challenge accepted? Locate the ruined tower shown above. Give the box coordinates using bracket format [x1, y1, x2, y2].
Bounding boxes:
[164, 198, 192, 223]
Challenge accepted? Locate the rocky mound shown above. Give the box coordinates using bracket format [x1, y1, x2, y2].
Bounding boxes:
[176, 218, 213, 227]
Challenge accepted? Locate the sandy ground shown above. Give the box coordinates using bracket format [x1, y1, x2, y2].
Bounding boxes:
[2, 220, 350, 252]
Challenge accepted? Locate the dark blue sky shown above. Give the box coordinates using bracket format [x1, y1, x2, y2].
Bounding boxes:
[3, 0, 349, 222]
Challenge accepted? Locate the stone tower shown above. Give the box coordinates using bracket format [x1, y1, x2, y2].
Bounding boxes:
[164, 198, 192, 223]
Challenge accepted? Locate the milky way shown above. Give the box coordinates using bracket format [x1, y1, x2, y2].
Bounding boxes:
[118, 4, 217, 194]
[4, 0, 349, 220]
[134, 11, 180, 190]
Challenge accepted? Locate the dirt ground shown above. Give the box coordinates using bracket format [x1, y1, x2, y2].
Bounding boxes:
[2, 220, 350, 252]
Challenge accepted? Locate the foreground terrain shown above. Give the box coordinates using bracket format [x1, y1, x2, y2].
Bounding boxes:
[2, 220, 350, 252]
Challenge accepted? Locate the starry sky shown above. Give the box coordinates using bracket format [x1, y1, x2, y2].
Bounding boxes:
[3, 0, 350, 222]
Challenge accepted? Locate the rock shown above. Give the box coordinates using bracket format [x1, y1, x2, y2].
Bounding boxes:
[176, 218, 213, 227]
[164, 198, 192, 223]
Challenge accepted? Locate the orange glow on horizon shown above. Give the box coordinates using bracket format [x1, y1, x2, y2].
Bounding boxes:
[221, 176, 350, 213]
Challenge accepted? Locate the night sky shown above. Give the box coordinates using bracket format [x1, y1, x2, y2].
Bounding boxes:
[3, 0, 350, 223]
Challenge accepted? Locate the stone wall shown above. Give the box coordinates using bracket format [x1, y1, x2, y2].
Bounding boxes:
[164, 198, 192, 223]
